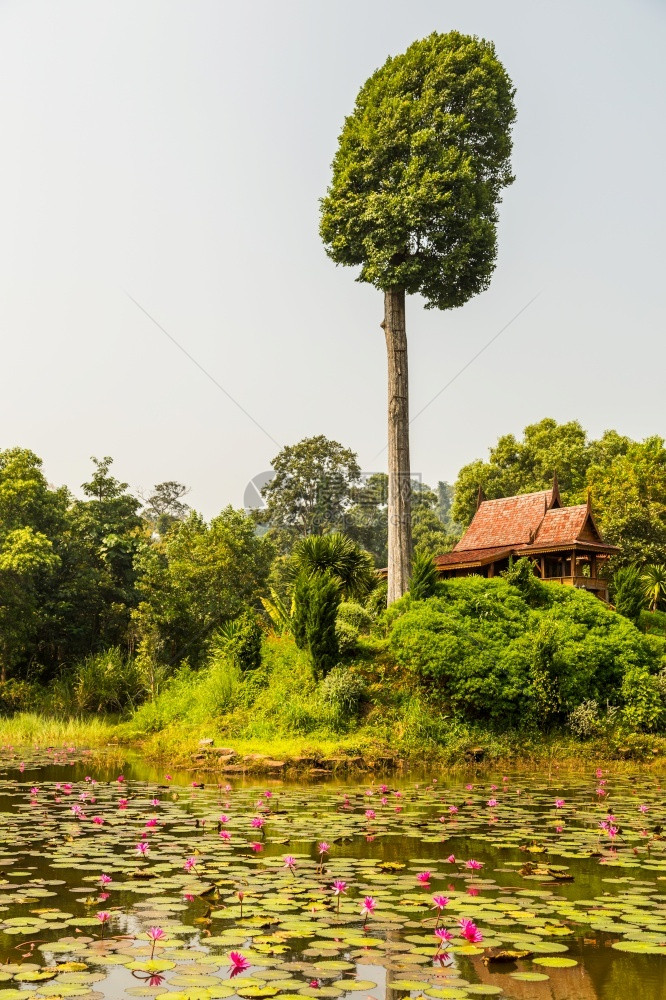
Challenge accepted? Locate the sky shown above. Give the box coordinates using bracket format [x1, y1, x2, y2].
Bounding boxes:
[1, 0, 664, 517]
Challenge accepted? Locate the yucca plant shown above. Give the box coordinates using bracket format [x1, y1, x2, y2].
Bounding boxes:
[642, 564, 666, 612]
[291, 532, 375, 600]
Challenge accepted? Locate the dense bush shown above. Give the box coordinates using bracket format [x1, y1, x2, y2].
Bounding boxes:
[214, 610, 263, 672]
[292, 570, 341, 678]
[321, 665, 367, 727]
[388, 575, 666, 729]
[49, 649, 145, 715]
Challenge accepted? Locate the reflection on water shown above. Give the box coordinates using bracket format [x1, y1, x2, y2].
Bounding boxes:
[0, 748, 664, 1000]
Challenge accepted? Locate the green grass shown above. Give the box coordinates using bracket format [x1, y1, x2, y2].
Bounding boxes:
[0, 712, 117, 748]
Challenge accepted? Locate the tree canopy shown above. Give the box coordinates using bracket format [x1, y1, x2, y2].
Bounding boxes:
[320, 31, 516, 307]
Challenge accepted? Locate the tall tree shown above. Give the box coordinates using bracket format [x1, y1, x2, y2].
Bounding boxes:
[260, 436, 361, 546]
[142, 481, 190, 535]
[321, 32, 515, 602]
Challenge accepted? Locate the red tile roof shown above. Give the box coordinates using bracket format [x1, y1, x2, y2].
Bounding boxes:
[532, 505, 591, 545]
[455, 490, 554, 551]
[434, 546, 514, 568]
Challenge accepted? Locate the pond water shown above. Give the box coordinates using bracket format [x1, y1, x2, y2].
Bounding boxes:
[0, 748, 664, 1000]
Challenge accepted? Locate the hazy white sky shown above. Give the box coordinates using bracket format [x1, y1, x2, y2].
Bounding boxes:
[1, 0, 664, 516]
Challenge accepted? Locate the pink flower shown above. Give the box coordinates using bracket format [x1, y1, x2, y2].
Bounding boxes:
[219, 830, 231, 842]
[284, 855, 296, 870]
[360, 895, 376, 920]
[150, 798, 160, 807]
[555, 825, 563, 833]
[165, 774, 172, 781]
[251, 816, 264, 829]
[459, 918, 483, 943]
[144, 818, 158, 828]
[117, 775, 125, 783]
[148, 926, 166, 940]
[99, 874, 112, 885]
[332, 879, 347, 895]
[416, 871, 431, 884]
[30, 786, 39, 795]
[136, 841, 149, 856]
[487, 798, 498, 808]
[92, 816, 104, 825]
[432, 894, 449, 910]
[365, 809, 376, 820]
[554, 798, 565, 809]
[639, 804, 649, 813]
[118, 798, 128, 809]
[99, 892, 109, 901]
[596, 768, 603, 779]
[465, 859, 483, 870]
[446, 854, 456, 864]
[219, 814, 229, 824]
[465, 783, 473, 791]
[249, 841, 263, 852]
[318, 842, 330, 854]
[183, 857, 197, 872]
[435, 927, 453, 945]
[448, 805, 459, 814]
[229, 951, 250, 974]
[96, 911, 111, 923]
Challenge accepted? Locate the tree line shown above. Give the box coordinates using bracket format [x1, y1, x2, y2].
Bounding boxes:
[1, 417, 665, 687]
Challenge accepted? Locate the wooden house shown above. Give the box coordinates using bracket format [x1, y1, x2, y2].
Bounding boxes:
[434, 478, 618, 601]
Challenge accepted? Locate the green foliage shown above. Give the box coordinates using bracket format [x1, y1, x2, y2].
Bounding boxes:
[304, 572, 341, 679]
[214, 610, 263, 672]
[292, 532, 375, 599]
[642, 564, 666, 612]
[132, 508, 272, 671]
[337, 600, 374, 633]
[613, 565, 645, 624]
[320, 31, 516, 308]
[53, 649, 144, 715]
[389, 575, 663, 728]
[409, 551, 438, 601]
[320, 665, 367, 728]
[260, 436, 361, 545]
[0, 678, 35, 716]
[142, 481, 190, 535]
[453, 418, 591, 526]
[621, 664, 664, 732]
[292, 568, 341, 676]
[502, 556, 546, 605]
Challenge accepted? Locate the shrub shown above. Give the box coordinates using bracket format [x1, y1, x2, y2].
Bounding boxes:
[214, 610, 263, 672]
[568, 700, 602, 739]
[0, 678, 35, 716]
[69, 649, 144, 714]
[389, 575, 665, 729]
[621, 664, 664, 732]
[613, 565, 644, 624]
[409, 551, 438, 601]
[321, 665, 367, 726]
[335, 601, 373, 657]
[292, 569, 341, 678]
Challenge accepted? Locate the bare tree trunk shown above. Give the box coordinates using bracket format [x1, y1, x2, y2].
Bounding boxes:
[383, 287, 412, 603]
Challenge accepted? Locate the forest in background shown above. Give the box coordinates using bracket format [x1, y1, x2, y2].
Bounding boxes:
[1, 416, 666, 760]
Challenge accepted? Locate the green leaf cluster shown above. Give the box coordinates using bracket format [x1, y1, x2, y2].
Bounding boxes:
[320, 31, 515, 307]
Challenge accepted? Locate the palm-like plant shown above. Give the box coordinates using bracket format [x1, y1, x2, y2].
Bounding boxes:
[292, 533, 375, 600]
[642, 564, 666, 612]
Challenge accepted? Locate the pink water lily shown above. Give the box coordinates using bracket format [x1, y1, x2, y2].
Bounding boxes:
[229, 951, 250, 977]
[446, 854, 456, 864]
[147, 926, 166, 959]
[554, 798, 565, 809]
[136, 841, 149, 856]
[96, 911, 111, 939]
[465, 859, 483, 870]
[251, 816, 264, 829]
[487, 798, 498, 808]
[360, 895, 376, 925]
[332, 878, 347, 914]
[183, 856, 197, 872]
[434, 926, 453, 952]
[99, 874, 112, 885]
[459, 917, 483, 943]
[416, 871, 431, 885]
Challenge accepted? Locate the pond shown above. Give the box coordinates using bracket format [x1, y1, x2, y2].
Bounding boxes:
[0, 748, 664, 1000]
